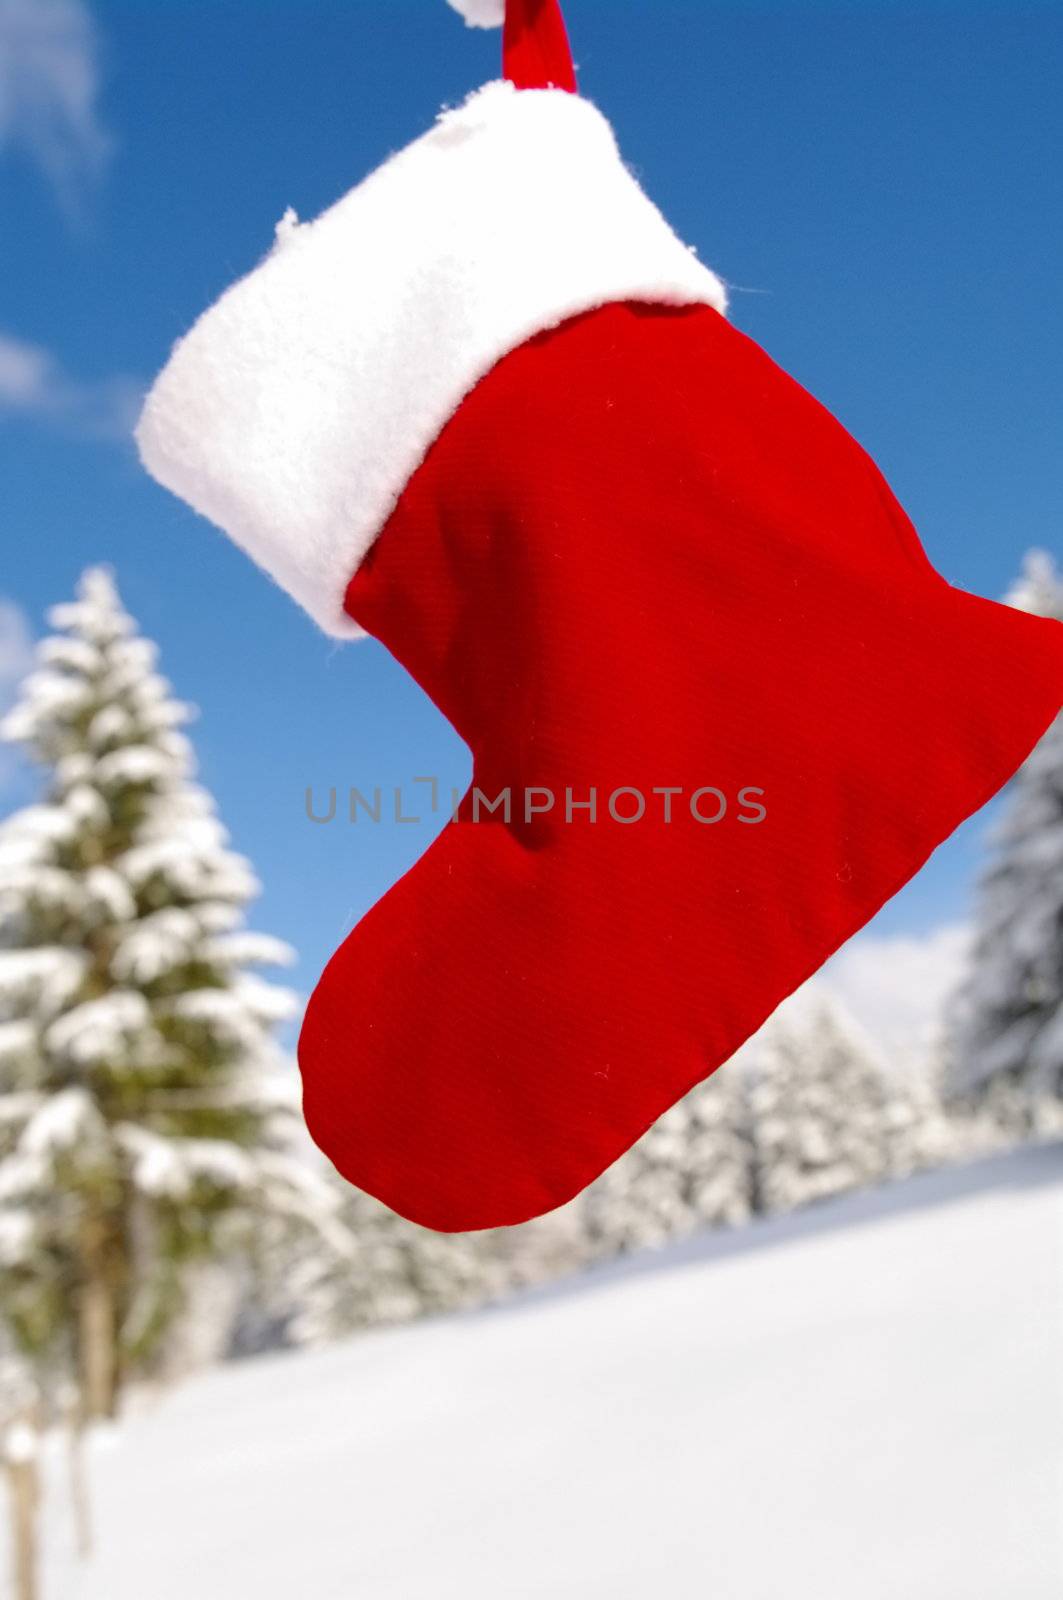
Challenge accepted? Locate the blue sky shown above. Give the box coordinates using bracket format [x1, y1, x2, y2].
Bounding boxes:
[1, 0, 1060, 1037]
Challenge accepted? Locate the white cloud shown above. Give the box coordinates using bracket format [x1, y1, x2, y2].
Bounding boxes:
[0, 333, 53, 407]
[1006, 548, 1063, 620]
[0, 0, 109, 205]
[0, 596, 35, 800]
[445, 0, 506, 26]
[0, 596, 34, 694]
[0, 329, 140, 439]
[821, 923, 972, 1073]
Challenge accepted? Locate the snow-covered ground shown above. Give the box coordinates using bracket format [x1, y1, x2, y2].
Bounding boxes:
[33, 1145, 1063, 1599]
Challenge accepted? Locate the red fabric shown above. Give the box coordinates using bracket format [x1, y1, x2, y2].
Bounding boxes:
[299, 302, 1063, 1232]
[503, 0, 577, 93]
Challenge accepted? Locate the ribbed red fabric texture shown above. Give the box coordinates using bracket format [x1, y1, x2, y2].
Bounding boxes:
[298, 302, 1063, 1232]
[503, 0, 577, 93]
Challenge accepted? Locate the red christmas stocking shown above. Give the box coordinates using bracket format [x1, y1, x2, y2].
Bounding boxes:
[137, 0, 1063, 1230]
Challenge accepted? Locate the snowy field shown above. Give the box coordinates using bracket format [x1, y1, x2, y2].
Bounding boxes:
[30, 1144, 1063, 1600]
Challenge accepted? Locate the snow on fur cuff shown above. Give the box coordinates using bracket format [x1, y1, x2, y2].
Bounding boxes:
[136, 82, 727, 639]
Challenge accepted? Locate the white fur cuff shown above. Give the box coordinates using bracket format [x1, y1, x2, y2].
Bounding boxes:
[136, 82, 727, 638]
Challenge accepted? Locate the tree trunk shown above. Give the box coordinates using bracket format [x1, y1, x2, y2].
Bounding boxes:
[5, 1419, 40, 1600]
[64, 1391, 93, 1559]
[78, 1214, 119, 1421]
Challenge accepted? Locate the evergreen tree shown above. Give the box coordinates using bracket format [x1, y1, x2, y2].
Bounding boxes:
[744, 989, 900, 1214]
[948, 552, 1063, 1116]
[582, 1070, 752, 1256]
[290, 977, 958, 1337]
[285, 1186, 589, 1345]
[881, 1053, 962, 1177]
[285, 1190, 489, 1342]
[579, 988, 959, 1253]
[0, 569, 341, 1422]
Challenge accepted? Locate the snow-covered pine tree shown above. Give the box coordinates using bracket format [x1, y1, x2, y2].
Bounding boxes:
[293, 1080, 753, 1330]
[743, 988, 900, 1214]
[880, 1055, 962, 1178]
[0, 568, 343, 1421]
[493, 1199, 591, 1295]
[947, 551, 1063, 1124]
[284, 1185, 590, 1346]
[284, 1189, 489, 1343]
[584, 987, 952, 1252]
[582, 1069, 752, 1256]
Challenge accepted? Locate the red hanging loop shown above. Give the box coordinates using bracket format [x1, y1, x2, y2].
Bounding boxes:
[503, 0, 578, 93]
